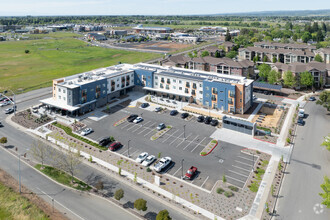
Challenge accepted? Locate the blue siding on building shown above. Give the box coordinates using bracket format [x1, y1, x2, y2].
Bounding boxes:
[134, 69, 154, 88]
[203, 80, 235, 112]
[79, 78, 107, 104]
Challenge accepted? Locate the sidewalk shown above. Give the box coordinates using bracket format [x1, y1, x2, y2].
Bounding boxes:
[247, 102, 263, 121]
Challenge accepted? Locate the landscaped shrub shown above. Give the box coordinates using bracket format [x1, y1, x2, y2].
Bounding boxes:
[200, 152, 207, 156]
[228, 185, 239, 192]
[216, 187, 224, 194]
[249, 182, 259, 192]
[146, 167, 152, 172]
[224, 191, 234, 198]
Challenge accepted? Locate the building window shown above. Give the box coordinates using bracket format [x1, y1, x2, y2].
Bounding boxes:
[58, 88, 61, 92]
[63, 97, 66, 101]
[228, 98, 233, 104]
[173, 86, 176, 89]
[167, 79, 171, 84]
[193, 83, 197, 89]
[58, 96, 61, 99]
[199, 91, 203, 94]
[206, 93, 210, 98]
[185, 88, 189, 94]
[200, 84, 202, 87]
[161, 77, 165, 83]
[63, 90, 66, 94]
[155, 82, 158, 86]
[205, 86, 209, 91]
[173, 79, 176, 83]
[166, 85, 169, 90]
[191, 90, 196, 95]
[155, 76, 158, 79]
[240, 99, 242, 102]
[179, 80, 182, 84]
[211, 95, 216, 101]
[212, 88, 217, 94]
[160, 83, 164, 89]
[186, 82, 190, 88]
[179, 87, 182, 90]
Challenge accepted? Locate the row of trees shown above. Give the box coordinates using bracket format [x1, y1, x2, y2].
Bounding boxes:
[257, 63, 316, 88]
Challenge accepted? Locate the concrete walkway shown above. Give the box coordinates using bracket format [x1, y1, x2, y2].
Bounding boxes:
[247, 102, 263, 122]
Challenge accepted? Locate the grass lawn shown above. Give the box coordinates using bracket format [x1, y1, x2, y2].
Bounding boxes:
[0, 182, 49, 220]
[35, 164, 91, 191]
[0, 33, 161, 93]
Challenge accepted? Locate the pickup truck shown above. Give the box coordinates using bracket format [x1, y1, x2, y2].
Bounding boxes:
[184, 166, 197, 180]
[298, 109, 305, 118]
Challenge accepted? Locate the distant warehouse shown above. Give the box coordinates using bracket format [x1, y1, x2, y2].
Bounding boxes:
[133, 24, 172, 34]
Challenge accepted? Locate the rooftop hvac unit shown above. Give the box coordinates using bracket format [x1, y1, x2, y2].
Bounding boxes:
[68, 81, 73, 85]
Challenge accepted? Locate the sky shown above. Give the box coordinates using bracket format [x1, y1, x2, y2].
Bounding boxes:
[0, 0, 329, 16]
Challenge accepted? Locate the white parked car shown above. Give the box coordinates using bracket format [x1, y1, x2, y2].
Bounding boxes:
[81, 128, 93, 136]
[157, 123, 166, 130]
[155, 107, 162, 112]
[153, 157, 172, 172]
[142, 155, 156, 167]
[136, 152, 148, 163]
[0, 101, 10, 107]
[133, 117, 143, 123]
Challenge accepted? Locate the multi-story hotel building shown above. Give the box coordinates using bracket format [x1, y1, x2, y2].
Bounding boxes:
[42, 63, 254, 115]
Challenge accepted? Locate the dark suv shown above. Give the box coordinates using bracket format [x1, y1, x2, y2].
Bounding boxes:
[181, 113, 189, 119]
[197, 115, 205, 122]
[127, 114, 138, 122]
[170, 110, 178, 116]
[141, 103, 149, 108]
[98, 137, 111, 146]
[210, 119, 218, 126]
[204, 116, 212, 124]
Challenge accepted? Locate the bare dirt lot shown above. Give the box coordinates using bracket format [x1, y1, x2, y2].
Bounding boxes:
[115, 41, 191, 52]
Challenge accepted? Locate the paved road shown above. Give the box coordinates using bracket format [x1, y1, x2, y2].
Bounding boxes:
[0, 88, 193, 220]
[276, 101, 330, 220]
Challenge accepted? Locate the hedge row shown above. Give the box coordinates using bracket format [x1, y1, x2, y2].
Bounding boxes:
[52, 122, 108, 151]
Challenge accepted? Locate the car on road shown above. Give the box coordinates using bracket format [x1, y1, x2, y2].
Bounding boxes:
[0, 101, 10, 107]
[309, 96, 316, 101]
[127, 114, 138, 122]
[4, 108, 14, 114]
[297, 118, 305, 126]
[109, 142, 122, 151]
[141, 155, 156, 167]
[210, 119, 218, 126]
[136, 152, 148, 163]
[133, 117, 143, 123]
[140, 103, 149, 108]
[81, 128, 93, 136]
[154, 107, 163, 112]
[98, 137, 111, 146]
[197, 115, 205, 122]
[153, 157, 172, 172]
[204, 116, 212, 124]
[181, 113, 189, 119]
[184, 166, 198, 180]
[170, 110, 178, 116]
[157, 123, 166, 130]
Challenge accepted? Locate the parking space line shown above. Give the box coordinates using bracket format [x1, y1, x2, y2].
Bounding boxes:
[232, 165, 251, 172]
[175, 133, 192, 148]
[235, 160, 252, 166]
[200, 176, 209, 188]
[137, 123, 152, 134]
[127, 124, 139, 131]
[172, 166, 182, 176]
[122, 149, 128, 155]
[162, 129, 178, 143]
[169, 132, 184, 145]
[237, 155, 254, 162]
[191, 137, 206, 152]
[144, 128, 155, 137]
[132, 121, 151, 133]
[130, 150, 139, 157]
[226, 175, 245, 184]
[120, 122, 131, 129]
[228, 170, 249, 178]
[183, 135, 199, 150]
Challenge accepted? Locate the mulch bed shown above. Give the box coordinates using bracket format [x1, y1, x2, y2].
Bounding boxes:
[11, 110, 51, 129]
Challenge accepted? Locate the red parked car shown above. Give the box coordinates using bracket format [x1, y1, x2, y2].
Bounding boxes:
[184, 166, 198, 180]
[109, 142, 122, 151]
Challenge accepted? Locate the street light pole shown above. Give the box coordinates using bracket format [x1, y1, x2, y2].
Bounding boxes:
[181, 159, 184, 179]
[127, 140, 131, 158]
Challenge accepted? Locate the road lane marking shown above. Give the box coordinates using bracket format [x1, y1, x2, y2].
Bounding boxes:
[36, 187, 86, 220]
[235, 160, 251, 166]
[228, 170, 249, 178]
[232, 165, 251, 172]
[191, 137, 206, 152]
[200, 176, 209, 188]
[183, 135, 199, 150]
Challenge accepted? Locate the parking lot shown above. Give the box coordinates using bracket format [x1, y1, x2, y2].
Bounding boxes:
[83, 103, 255, 191]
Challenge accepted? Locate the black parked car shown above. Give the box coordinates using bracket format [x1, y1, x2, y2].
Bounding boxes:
[181, 113, 189, 119]
[197, 115, 205, 122]
[210, 119, 218, 126]
[309, 96, 316, 101]
[297, 118, 304, 126]
[204, 116, 212, 124]
[98, 137, 111, 146]
[127, 114, 138, 122]
[170, 110, 178, 116]
[141, 103, 149, 108]
[0, 121, 3, 127]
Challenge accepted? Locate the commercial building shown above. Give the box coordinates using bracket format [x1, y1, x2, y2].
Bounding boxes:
[133, 25, 172, 34]
[87, 33, 107, 41]
[315, 48, 330, 64]
[42, 63, 254, 116]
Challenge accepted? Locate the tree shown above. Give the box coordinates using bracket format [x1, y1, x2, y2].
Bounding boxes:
[268, 70, 278, 84]
[299, 71, 314, 88]
[321, 135, 330, 151]
[156, 210, 172, 220]
[215, 50, 221, 58]
[262, 56, 268, 62]
[319, 176, 330, 208]
[25, 50, 30, 54]
[283, 71, 296, 88]
[0, 137, 7, 145]
[316, 91, 330, 111]
[200, 51, 209, 57]
[134, 198, 147, 213]
[316, 30, 324, 42]
[225, 51, 238, 59]
[253, 55, 260, 63]
[31, 140, 48, 166]
[272, 56, 277, 63]
[258, 64, 271, 81]
[301, 32, 312, 43]
[314, 54, 324, 62]
[322, 22, 327, 32]
[114, 188, 124, 201]
[222, 175, 227, 183]
[292, 33, 298, 42]
[225, 29, 231, 41]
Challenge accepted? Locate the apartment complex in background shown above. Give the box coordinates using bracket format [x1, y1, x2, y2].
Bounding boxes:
[162, 55, 254, 78]
[133, 24, 172, 34]
[315, 48, 330, 64]
[42, 63, 253, 116]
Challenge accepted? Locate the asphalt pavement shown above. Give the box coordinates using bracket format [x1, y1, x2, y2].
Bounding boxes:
[275, 101, 330, 220]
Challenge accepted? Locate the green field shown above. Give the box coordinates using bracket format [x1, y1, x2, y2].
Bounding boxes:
[0, 182, 49, 220]
[0, 34, 160, 93]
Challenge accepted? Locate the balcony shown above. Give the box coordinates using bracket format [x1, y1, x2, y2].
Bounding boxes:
[229, 93, 235, 98]
[191, 90, 196, 96]
[211, 95, 217, 101]
[126, 82, 130, 86]
[161, 78, 165, 83]
[228, 99, 233, 104]
[184, 88, 189, 94]
[167, 79, 171, 84]
[212, 89, 217, 94]
[193, 83, 197, 89]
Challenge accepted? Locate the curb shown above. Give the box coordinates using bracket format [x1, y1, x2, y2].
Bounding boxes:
[113, 116, 129, 127]
[253, 137, 276, 145]
[200, 140, 218, 156]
